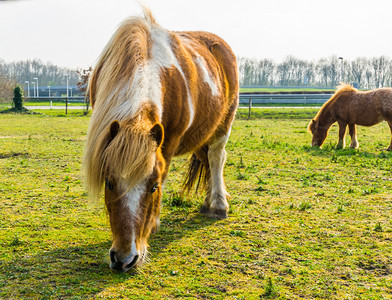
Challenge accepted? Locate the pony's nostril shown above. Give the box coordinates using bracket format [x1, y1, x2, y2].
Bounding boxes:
[125, 255, 139, 269]
[109, 250, 117, 263]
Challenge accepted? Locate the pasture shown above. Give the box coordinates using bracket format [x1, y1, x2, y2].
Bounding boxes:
[1, 109, 392, 299]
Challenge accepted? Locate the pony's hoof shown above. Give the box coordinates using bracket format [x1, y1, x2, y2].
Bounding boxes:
[200, 205, 228, 219]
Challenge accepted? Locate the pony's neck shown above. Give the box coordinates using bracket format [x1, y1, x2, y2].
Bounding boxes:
[317, 107, 335, 128]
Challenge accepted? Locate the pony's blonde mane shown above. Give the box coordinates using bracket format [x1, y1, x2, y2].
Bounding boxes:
[307, 83, 357, 132]
[88, 113, 157, 199]
[84, 8, 160, 199]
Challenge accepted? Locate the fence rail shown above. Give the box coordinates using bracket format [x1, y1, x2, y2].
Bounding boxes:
[26, 96, 86, 102]
[26, 93, 333, 105]
[239, 93, 332, 105]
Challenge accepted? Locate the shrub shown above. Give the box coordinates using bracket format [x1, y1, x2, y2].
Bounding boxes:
[13, 85, 24, 111]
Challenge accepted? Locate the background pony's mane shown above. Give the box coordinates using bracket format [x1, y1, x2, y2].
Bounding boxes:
[315, 84, 357, 119]
[307, 84, 357, 132]
[316, 84, 357, 117]
[84, 8, 160, 199]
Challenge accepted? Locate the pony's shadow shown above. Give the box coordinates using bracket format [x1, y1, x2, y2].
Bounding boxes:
[149, 206, 219, 253]
[303, 144, 392, 159]
[1, 208, 217, 297]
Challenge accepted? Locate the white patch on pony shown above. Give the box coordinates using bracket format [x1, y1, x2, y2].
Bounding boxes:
[123, 181, 146, 217]
[131, 239, 138, 257]
[93, 68, 162, 128]
[109, 66, 163, 122]
[149, 24, 195, 129]
[195, 56, 219, 96]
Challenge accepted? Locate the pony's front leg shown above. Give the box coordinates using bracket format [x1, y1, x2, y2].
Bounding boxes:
[200, 134, 230, 219]
[348, 124, 359, 149]
[337, 121, 347, 149]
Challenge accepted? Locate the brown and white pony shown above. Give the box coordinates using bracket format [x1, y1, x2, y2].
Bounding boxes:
[83, 9, 238, 272]
[308, 84, 392, 150]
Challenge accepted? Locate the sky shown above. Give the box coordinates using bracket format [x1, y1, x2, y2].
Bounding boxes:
[0, 0, 392, 69]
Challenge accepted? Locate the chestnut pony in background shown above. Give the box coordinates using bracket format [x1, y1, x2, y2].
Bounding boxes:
[308, 84, 392, 150]
[83, 8, 238, 272]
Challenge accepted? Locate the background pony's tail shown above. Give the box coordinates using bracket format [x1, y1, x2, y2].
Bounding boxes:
[182, 146, 210, 194]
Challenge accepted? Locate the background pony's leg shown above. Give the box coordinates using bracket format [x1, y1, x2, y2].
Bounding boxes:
[348, 124, 359, 149]
[200, 133, 230, 219]
[387, 122, 392, 151]
[337, 121, 347, 149]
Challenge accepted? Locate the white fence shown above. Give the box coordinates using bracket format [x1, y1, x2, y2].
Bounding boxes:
[239, 93, 332, 105]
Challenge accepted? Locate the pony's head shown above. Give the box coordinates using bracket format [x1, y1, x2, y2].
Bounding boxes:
[307, 118, 329, 147]
[86, 111, 165, 272]
[308, 84, 355, 148]
[83, 9, 169, 272]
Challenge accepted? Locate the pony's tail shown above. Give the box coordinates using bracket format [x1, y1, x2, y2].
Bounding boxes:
[182, 146, 210, 194]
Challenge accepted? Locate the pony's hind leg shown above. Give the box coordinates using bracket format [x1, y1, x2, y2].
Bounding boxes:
[348, 124, 359, 149]
[336, 121, 347, 149]
[387, 121, 392, 151]
[200, 133, 230, 219]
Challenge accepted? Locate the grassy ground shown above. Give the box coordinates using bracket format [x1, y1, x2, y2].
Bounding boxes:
[1, 108, 391, 299]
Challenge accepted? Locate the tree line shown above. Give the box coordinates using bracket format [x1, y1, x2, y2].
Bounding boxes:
[0, 59, 81, 102]
[0, 58, 80, 87]
[1, 55, 392, 103]
[239, 55, 392, 89]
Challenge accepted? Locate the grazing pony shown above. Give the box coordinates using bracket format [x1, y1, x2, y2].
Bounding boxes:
[308, 84, 392, 150]
[83, 8, 238, 272]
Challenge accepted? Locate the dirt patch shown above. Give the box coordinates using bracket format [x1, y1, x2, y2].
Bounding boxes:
[0, 152, 29, 159]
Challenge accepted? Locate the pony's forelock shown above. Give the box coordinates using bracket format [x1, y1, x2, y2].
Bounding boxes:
[103, 121, 157, 189]
[85, 117, 158, 200]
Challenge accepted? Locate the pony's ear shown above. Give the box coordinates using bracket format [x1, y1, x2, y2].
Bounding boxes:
[313, 119, 319, 130]
[150, 123, 164, 148]
[308, 119, 315, 133]
[109, 120, 120, 141]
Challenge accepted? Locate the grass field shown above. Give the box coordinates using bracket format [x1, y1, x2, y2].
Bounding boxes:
[1, 108, 392, 299]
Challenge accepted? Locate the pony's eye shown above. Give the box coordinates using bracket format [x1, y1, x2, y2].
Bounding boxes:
[105, 178, 114, 191]
[150, 183, 159, 193]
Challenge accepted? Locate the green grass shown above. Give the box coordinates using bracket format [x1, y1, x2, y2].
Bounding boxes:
[1, 108, 392, 299]
[236, 107, 319, 120]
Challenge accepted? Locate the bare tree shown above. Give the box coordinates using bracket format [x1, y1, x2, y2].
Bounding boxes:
[0, 59, 79, 88]
[372, 56, 390, 88]
[350, 58, 365, 87]
[238, 55, 392, 88]
[0, 74, 17, 104]
[77, 67, 92, 113]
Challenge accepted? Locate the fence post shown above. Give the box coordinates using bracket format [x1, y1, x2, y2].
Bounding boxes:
[247, 97, 252, 120]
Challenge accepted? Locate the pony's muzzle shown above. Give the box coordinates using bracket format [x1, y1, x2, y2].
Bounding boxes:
[109, 250, 139, 272]
[311, 142, 321, 148]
